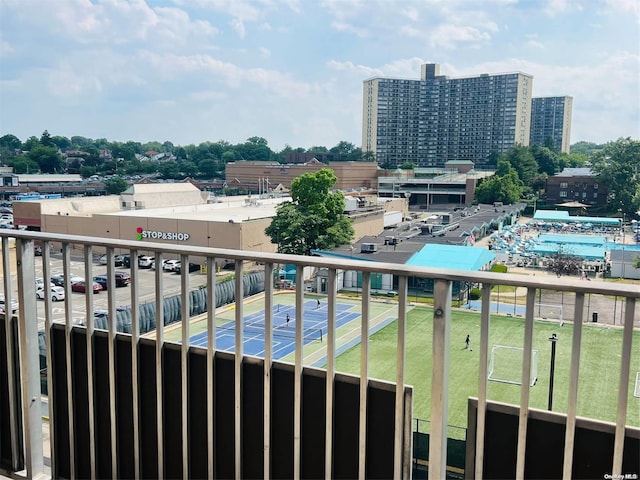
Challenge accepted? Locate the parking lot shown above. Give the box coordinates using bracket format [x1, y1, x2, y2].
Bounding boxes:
[2, 250, 208, 329]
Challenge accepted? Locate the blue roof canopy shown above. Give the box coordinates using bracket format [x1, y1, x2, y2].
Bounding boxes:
[406, 244, 495, 271]
[533, 210, 620, 226]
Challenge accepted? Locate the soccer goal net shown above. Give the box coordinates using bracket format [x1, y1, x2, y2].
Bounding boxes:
[534, 303, 564, 324]
[488, 345, 538, 386]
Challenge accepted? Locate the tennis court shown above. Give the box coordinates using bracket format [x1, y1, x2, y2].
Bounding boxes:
[189, 300, 361, 360]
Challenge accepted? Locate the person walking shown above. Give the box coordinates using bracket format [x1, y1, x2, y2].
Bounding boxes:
[465, 334, 470, 350]
[316, 299, 321, 309]
[286, 313, 290, 327]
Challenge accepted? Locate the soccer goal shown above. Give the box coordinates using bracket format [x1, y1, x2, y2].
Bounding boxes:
[488, 345, 538, 386]
[534, 303, 564, 324]
[634, 372, 640, 399]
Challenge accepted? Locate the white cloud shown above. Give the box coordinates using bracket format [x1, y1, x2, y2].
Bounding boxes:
[230, 18, 246, 38]
[429, 24, 491, 48]
[331, 21, 369, 38]
[402, 6, 419, 22]
[0, 39, 13, 56]
[259, 46, 271, 57]
[525, 34, 544, 49]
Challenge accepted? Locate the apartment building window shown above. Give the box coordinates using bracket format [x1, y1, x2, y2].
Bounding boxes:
[594, 183, 598, 189]
[559, 191, 568, 198]
[560, 182, 568, 188]
[593, 192, 598, 199]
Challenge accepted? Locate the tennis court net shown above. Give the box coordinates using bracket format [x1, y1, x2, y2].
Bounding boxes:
[217, 322, 323, 342]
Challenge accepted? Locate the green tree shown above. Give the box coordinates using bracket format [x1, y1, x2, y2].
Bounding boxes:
[39, 130, 56, 148]
[103, 176, 129, 195]
[474, 162, 524, 205]
[11, 156, 40, 174]
[0, 134, 22, 150]
[80, 166, 97, 178]
[531, 145, 559, 176]
[28, 144, 63, 173]
[265, 168, 354, 255]
[591, 138, 640, 216]
[198, 159, 219, 178]
[399, 161, 415, 170]
[503, 145, 538, 186]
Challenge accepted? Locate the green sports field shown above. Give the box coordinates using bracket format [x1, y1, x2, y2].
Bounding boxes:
[334, 304, 640, 430]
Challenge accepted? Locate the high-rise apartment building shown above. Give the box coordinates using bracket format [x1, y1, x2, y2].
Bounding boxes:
[362, 63, 534, 168]
[530, 96, 573, 153]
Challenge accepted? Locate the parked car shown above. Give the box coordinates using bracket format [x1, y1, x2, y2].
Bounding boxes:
[99, 254, 127, 267]
[162, 259, 180, 272]
[150, 259, 167, 271]
[0, 294, 19, 313]
[94, 272, 131, 289]
[174, 262, 201, 274]
[35, 277, 55, 289]
[36, 285, 65, 302]
[71, 280, 103, 294]
[51, 274, 83, 287]
[114, 271, 131, 286]
[138, 256, 154, 268]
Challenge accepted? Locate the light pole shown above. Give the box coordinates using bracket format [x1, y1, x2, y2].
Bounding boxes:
[548, 333, 558, 411]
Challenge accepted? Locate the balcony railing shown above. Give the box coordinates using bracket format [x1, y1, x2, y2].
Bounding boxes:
[0, 230, 638, 479]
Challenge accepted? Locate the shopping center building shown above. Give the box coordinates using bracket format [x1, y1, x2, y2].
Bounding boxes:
[12, 183, 407, 262]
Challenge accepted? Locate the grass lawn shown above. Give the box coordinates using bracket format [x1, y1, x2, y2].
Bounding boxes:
[335, 305, 640, 431]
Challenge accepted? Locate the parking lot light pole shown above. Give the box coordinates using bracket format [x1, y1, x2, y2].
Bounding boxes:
[548, 333, 558, 411]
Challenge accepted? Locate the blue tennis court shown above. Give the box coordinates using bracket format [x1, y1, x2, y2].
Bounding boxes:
[189, 301, 361, 360]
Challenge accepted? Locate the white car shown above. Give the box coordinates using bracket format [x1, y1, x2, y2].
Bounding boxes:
[163, 259, 180, 272]
[0, 294, 19, 313]
[36, 285, 65, 301]
[138, 256, 154, 268]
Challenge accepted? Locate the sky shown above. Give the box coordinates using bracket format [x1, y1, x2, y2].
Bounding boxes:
[0, 0, 638, 151]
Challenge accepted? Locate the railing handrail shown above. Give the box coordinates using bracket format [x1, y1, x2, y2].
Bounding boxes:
[3, 229, 638, 298]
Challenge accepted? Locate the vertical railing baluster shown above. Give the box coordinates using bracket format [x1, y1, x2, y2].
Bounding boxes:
[16, 238, 44, 477]
[294, 266, 305, 479]
[234, 259, 244, 480]
[325, 268, 337, 479]
[516, 288, 536, 479]
[263, 263, 273, 480]
[475, 282, 492, 479]
[207, 256, 217, 479]
[1, 237, 20, 472]
[129, 249, 140, 479]
[428, 278, 451, 480]
[61, 243, 76, 478]
[562, 292, 584, 479]
[154, 252, 164, 478]
[180, 254, 190, 479]
[105, 249, 117, 478]
[42, 241, 56, 476]
[83, 245, 97, 479]
[612, 296, 636, 476]
[358, 271, 371, 480]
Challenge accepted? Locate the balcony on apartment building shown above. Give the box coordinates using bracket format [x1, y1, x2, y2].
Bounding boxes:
[1, 230, 638, 479]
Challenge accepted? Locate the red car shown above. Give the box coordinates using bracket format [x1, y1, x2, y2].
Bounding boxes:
[71, 280, 103, 294]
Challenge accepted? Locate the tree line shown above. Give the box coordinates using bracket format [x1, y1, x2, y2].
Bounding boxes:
[473, 138, 639, 217]
[0, 131, 364, 179]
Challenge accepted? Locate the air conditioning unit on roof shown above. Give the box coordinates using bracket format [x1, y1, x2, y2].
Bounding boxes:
[360, 243, 378, 253]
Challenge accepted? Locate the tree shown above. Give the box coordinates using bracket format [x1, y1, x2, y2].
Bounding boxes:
[39, 130, 56, 148]
[10, 156, 39, 174]
[265, 168, 354, 255]
[0, 134, 22, 150]
[399, 162, 415, 170]
[474, 160, 524, 204]
[634, 255, 640, 269]
[546, 250, 582, 277]
[103, 176, 129, 195]
[28, 144, 63, 173]
[531, 145, 559, 176]
[503, 145, 538, 186]
[591, 138, 640, 216]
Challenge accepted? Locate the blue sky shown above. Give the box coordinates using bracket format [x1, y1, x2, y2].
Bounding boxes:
[0, 0, 638, 151]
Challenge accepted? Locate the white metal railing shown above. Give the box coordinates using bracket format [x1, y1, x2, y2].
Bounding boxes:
[1, 229, 638, 479]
